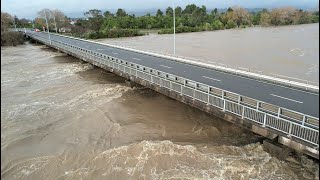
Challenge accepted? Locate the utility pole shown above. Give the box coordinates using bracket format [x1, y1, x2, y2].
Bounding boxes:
[44, 11, 52, 45]
[173, 2, 176, 56]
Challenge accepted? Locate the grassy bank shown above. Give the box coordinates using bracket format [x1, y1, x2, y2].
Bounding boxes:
[71, 28, 145, 39]
[1, 31, 26, 46]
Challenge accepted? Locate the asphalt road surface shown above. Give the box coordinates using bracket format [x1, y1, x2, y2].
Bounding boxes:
[28, 32, 319, 118]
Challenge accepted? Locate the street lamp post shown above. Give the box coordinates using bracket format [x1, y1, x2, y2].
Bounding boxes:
[52, 13, 58, 33]
[13, 16, 17, 31]
[44, 11, 52, 45]
[173, 3, 176, 56]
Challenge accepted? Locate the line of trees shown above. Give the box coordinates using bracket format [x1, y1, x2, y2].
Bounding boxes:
[3, 4, 319, 40]
[71, 4, 319, 37]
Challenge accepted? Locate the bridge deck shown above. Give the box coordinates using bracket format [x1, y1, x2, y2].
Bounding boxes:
[30, 32, 319, 118]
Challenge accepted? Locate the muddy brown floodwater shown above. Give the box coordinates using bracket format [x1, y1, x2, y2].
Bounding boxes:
[96, 23, 319, 83]
[1, 42, 318, 179]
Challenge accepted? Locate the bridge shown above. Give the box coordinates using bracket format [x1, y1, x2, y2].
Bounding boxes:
[25, 31, 319, 159]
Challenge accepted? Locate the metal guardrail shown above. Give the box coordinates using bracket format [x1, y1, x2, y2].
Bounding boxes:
[27, 32, 319, 148]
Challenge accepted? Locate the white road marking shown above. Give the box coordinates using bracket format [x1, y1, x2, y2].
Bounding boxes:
[202, 76, 221, 82]
[160, 65, 172, 69]
[112, 52, 118, 55]
[132, 57, 141, 61]
[97, 49, 103, 51]
[209, 67, 318, 96]
[238, 67, 249, 71]
[272, 73, 312, 82]
[270, 94, 303, 104]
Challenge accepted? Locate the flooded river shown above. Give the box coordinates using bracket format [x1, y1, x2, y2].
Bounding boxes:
[1, 42, 318, 179]
[96, 23, 319, 84]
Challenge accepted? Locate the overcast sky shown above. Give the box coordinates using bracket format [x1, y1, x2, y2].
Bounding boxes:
[1, 0, 319, 19]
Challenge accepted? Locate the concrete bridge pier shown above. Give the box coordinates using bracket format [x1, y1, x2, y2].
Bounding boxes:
[263, 137, 293, 160]
[125, 79, 142, 88]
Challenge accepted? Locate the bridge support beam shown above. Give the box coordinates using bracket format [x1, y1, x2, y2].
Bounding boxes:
[125, 80, 142, 88]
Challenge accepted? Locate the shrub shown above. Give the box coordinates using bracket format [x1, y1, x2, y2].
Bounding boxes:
[212, 20, 224, 30]
[226, 20, 237, 29]
[1, 31, 25, 46]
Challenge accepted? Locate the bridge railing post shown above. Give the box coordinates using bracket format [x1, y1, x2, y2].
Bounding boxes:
[277, 108, 281, 118]
[207, 86, 210, 105]
[222, 91, 226, 111]
[262, 113, 267, 127]
[193, 83, 196, 99]
[241, 106, 245, 119]
[302, 115, 306, 126]
[288, 122, 293, 138]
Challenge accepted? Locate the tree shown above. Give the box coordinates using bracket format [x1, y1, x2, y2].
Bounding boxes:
[270, 7, 296, 25]
[84, 9, 102, 18]
[232, 6, 252, 26]
[51, 9, 67, 31]
[260, 12, 271, 26]
[226, 19, 237, 28]
[1, 12, 13, 32]
[210, 8, 219, 21]
[183, 4, 197, 14]
[190, 7, 206, 26]
[116, 8, 127, 17]
[103, 11, 113, 18]
[227, 7, 233, 12]
[201, 5, 207, 15]
[84, 9, 103, 31]
[16, 18, 32, 28]
[213, 8, 218, 15]
[156, 9, 163, 17]
[212, 19, 224, 30]
[166, 7, 173, 17]
[175, 6, 182, 17]
[38, 9, 52, 30]
[252, 12, 261, 25]
[34, 18, 46, 29]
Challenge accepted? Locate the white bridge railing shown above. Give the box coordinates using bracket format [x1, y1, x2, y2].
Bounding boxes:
[27, 32, 319, 149]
